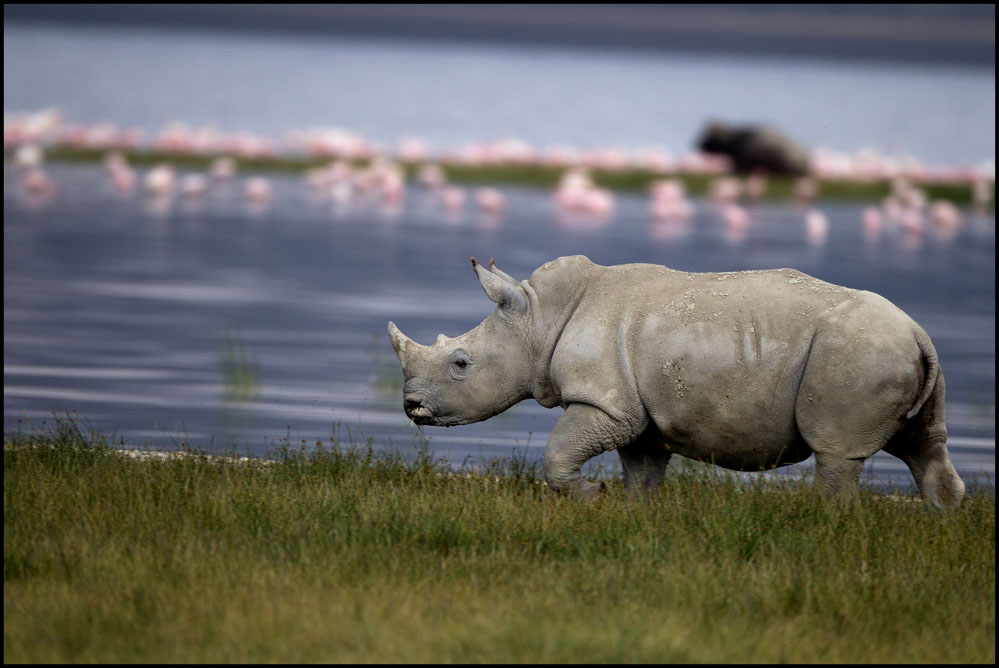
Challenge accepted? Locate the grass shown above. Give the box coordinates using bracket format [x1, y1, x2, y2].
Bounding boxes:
[36, 145, 991, 206]
[4, 418, 995, 663]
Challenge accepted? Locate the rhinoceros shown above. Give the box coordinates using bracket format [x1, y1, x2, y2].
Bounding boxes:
[388, 255, 965, 509]
[697, 121, 810, 176]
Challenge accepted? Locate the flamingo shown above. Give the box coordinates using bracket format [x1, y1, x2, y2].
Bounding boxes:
[650, 197, 693, 222]
[720, 203, 749, 244]
[305, 163, 335, 191]
[710, 177, 741, 204]
[104, 151, 128, 175]
[972, 177, 993, 213]
[637, 145, 673, 173]
[553, 170, 592, 211]
[103, 151, 136, 193]
[144, 164, 176, 197]
[804, 208, 829, 246]
[379, 170, 406, 205]
[180, 174, 208, 198]
[793, 177, 818, 203]
[209, 156, 236, 180]
[244, 177, 273, 203]
[14, 144, 43, 169]
[110, 165, 137, 193]
[398, 137, 429, 163]
[929, 200, 962, 240]
[21, 167, 58, 196]
[418, 163, 447, 189]
[552, 168, 615, 219]
[745, 172, 768, 199]
[898, 207, 925, 237]
[581, 187, 615, 218]
[861, 206, 883, 243]
[650, 178, 685, 203]
[329, 181, 353, 207]
[441, 186, 466, 213]
[475, 187, 506, 214]
[649, 178, 693, 222]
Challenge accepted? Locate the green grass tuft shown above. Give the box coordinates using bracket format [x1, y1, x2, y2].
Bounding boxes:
[4, 421, 994, 662]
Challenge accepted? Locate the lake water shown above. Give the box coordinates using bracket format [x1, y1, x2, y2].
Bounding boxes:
[3, 24, 995, 490]
[4, 163, 994, 490]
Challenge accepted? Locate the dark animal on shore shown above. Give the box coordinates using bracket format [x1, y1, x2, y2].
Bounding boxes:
[697, 122, 810, 176]
[389, 255, 965, 509]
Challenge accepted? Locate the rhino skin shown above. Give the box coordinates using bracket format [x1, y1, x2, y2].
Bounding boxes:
[697, 121, 810, 176]
[388, 255, 965, 509]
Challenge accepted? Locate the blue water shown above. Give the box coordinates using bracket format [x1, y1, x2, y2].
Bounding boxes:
[3, 163, 994, 490]
[3, 24, 995, 491]
[3, 22, 995, 167]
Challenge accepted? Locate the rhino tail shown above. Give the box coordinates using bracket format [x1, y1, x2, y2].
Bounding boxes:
[906, 326, 940, 420]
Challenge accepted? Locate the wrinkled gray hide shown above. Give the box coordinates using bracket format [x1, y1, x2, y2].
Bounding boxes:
[697, 121, 810, 176]
[388, 256, 965, 509]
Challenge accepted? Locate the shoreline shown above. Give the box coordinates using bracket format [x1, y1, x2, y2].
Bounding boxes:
[14, 145, 993, 207]
[6, 437, 992, 495]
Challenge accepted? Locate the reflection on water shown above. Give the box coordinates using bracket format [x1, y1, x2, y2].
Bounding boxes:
[220, 330, 261, 404]
[3, 164, 995, 491]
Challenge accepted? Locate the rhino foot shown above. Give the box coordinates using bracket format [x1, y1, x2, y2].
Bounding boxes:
[543, 403, 633, 503]
[574, 480, 606, 505]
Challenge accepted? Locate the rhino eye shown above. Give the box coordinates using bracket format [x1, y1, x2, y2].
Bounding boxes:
[449, 353, 471, 378]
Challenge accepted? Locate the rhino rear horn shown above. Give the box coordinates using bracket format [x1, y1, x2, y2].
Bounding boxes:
[472, 258, 527, 312]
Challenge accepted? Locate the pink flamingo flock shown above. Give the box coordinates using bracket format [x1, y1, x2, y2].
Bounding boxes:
[5, 108, 994, 244]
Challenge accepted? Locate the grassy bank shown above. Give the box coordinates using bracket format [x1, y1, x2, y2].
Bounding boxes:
[4, 420, 995, 663]
[37, 145, 989, 206]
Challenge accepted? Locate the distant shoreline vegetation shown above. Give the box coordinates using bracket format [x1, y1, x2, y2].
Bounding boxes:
[4, 110, 994, 207]
[20, 144, 987, 207]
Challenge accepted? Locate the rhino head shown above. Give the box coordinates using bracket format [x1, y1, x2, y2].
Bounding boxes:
[387, 258, 538, 427]
[697, 121, 734, 154]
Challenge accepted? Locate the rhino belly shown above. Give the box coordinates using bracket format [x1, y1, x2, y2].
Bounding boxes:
[637, 321, 814, 471]
[666, 426, 813, 471]
[651, 390, 813, 471]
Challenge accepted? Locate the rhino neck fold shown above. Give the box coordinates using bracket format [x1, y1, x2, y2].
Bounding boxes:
[524, 276, 588, 410]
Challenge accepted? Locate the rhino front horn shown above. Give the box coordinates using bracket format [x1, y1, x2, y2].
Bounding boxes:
[387, 321, 414, 361]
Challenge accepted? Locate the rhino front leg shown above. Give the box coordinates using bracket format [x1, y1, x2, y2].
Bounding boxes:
[619, 427, 672, 498]
[543, 403, 638, 502]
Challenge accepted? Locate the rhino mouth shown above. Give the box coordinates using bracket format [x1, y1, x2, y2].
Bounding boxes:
[404, 398, 435, 424]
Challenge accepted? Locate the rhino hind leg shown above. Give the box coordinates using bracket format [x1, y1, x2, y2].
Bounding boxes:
[543, 403, 637, 502]
[618, 427, 672, 498]
[811, 453, 867, 499]
[796, 396, 900, 501]
[794, 333, 919, 501]
[883, 373, 965, 509]
[887, 437, 965, 510]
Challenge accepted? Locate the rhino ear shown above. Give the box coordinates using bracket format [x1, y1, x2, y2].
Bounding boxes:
[488, 258, 521, 287]
[471, 257, 527, 313]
